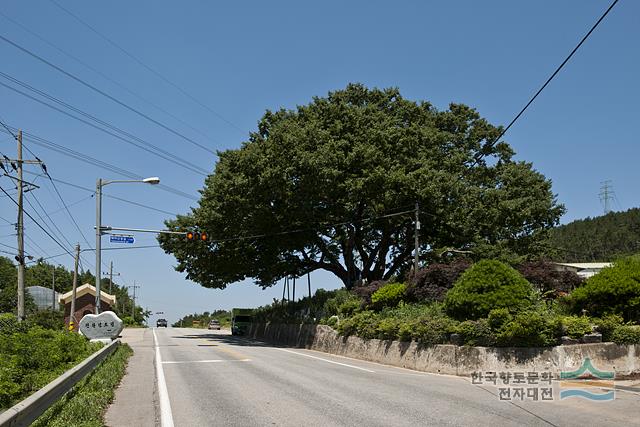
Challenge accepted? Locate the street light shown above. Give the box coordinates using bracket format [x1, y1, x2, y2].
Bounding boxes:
[95, 177, 159, 313]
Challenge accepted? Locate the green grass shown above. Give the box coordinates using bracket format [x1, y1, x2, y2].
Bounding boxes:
[31, 343, 133, 427]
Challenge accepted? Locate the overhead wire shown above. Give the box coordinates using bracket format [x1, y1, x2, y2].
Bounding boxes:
[47, 0, 246, 136]
[0, 76, 209, 177]
[473, 0, 620, 164]
[0, 10, 220, 146]
[22, 170, 181, 217]
[0, 184, 75, 262]
[0, 33, 218, 156]
[0, 123, 201, 201]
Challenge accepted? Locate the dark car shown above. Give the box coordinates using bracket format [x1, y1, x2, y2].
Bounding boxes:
[156, 318, 168, 327]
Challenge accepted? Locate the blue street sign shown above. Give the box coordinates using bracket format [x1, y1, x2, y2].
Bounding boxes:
[110, 235, 135, 244]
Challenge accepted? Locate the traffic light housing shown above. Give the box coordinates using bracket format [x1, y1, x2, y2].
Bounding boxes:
[185, 231, 207, 241]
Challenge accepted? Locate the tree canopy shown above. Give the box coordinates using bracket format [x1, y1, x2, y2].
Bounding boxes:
[159, 84, 564, 289]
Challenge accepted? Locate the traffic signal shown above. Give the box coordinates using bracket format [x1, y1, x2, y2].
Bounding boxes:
[185, 231, 207, 241]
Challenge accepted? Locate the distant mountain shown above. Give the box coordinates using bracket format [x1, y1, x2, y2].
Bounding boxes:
[550, 208, 640, 262]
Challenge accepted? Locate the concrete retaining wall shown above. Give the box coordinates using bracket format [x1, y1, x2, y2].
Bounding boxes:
[247, 323, 640, 378]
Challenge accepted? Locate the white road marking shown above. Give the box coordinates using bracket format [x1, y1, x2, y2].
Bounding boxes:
[163, 359, 251, 364]
[276, 348, 375, 373]
[153, 328, 175, 427]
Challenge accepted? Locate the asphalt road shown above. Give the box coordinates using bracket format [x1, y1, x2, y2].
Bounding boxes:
[153, 327, 639, 427]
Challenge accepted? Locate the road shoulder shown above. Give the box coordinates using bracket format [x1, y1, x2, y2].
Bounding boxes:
[105, 328, 159, 427]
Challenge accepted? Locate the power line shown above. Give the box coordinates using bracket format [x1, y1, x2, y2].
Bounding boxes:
[0, 184, 75, 261]
[47, 0, 246, 136]
[0, 34, 218, 155]
[0, 75, 209, 177]
[0, 124, 201, 201]
[0, 10, 221, 146]
[474, 0, 620, 164]
[22, 170, 181, 217]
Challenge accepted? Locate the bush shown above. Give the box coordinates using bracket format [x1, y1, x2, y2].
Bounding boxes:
[569, 257, 640, 322]
[453, 319, 495, 346]
[611, 325, 640, 344]
[26, 309, 64, 330]
[495, 310, 560, 347]
[487, 308, 512, 331]
[406, 259, 471, 302]
[593, 314, 624, 342]
[376, 317, 401, 340]
[352, 280, 387, 304]
[559, 316, 592, 339]
[371, 283, 406, 310]
[323, 289, 362, 317]
[444, 260, 533, 320]
[337, 311, 380, 339]
[517, 260, 584, 297]
[337, 299, 362, 317]
[411, 315, 458, 346]
[0, 326, 101, 409]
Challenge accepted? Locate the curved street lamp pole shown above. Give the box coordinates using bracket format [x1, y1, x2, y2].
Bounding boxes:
[95, 177, 160, 313]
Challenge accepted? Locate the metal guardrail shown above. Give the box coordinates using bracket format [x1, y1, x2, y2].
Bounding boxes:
[0, 339, 120, 427]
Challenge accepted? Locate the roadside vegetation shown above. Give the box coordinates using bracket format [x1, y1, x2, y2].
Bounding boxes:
[253, 257, 640, 347]
[173, 309, 231, 328]
[32, 343, 133, 427]
[0, 314, 102, 409]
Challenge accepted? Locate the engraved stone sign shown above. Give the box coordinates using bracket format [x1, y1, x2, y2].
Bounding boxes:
[79, 311, 124, 340]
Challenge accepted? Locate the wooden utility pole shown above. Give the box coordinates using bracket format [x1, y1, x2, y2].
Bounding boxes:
[414, 201, 420, 273]
[16, 130, 25, 321]
[52, 266, 56, 310]
[130, 282, 140, 321]
[69, 244, 80, 330]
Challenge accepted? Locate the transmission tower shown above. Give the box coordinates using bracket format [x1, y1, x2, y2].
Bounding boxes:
[599, 180, 615, 215]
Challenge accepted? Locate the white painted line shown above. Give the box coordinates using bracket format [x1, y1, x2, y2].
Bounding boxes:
[276, 348, 375, 373]
[163, 359, 251, 364]
[153, 329, 175, 427]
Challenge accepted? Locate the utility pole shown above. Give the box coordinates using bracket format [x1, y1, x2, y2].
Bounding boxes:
[16, 130, 25, 321]
[292, 276, 296, 302]
[106, 261, 120, 294]
[52, 266, 56, 310]
[414, 201, 420, 273]
[130, 282, 140, 321]
[70, 244, 80, 330]
[2, 129, 43, 321]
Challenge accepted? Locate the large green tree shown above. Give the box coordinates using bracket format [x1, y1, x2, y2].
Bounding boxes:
[159, 84, 564, 289]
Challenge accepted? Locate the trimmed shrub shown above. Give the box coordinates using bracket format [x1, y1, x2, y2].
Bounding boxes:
[453, 319, 495, 346]
[337, 311, 379, 339]
[593, 314, 624, 342]
[495, 310, 560, 347]
[411, 315, 458, 346]
[406, 259, 471, 302]
[376, 318, 401, 340]
[610, 325, 640, 344]
[444, 260, 533, 320]
[559, 316, 592, 339]
[569, 257, 640, 322]
[487, 308, 512, 331]
[371, 283, 406, 310]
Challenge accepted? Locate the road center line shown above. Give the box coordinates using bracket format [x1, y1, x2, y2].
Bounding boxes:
[153, 329, 175, 427]
[276, 348, 375, 373]
[163, 359, 251, 364]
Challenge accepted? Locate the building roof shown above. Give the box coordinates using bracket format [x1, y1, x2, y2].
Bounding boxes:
[59, 283, 116, 305]
[554, 262, 612, 270]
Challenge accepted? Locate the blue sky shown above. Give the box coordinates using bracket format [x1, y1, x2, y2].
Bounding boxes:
[0, 1, 637, 323]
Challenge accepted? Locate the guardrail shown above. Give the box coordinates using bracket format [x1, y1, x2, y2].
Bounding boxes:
[0, 339, 120, 427]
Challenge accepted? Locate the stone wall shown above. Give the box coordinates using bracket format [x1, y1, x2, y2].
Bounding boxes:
[247, 323, 640, 378]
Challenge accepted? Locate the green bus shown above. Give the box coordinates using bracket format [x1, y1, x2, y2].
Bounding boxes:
[231, 308, 253, 336]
